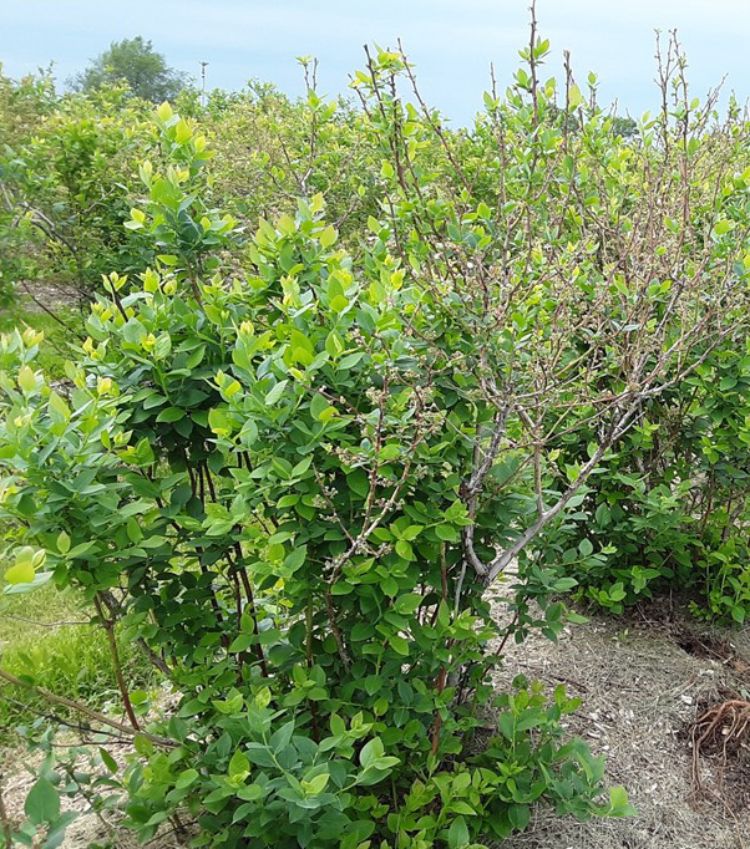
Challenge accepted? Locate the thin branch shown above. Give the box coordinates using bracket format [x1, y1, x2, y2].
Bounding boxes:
[0, 667, 173, 747]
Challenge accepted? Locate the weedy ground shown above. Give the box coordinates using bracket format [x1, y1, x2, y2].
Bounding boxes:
[0, 583, 154, 744]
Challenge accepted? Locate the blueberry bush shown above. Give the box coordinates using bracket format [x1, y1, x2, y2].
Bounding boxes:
[2, 23, 750, 849]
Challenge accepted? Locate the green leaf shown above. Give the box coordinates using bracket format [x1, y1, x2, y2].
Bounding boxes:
[567, 610, 589, 624]
[156, 406, 185, 423]
[338, 351, 364, 370]
[126, 518, 144, 543]
[436, 600, 451, 628]
[379, 443, 401, 461]
[608, 785, 634, 816]
[568, 84, 584, 109]
[508, 803, 530, 830]
[277, 213, 296, 235]
[229, 633, 254, 653]
[264, 380, 288, 405]
[174, 118, 192, 144]
[156, 101, 173, 121]
[434, 524, 458, 542]
[237, 783, 266, 802]
[208, 407, 232, 436]
[4, 570, 52, 595]
[347, 469, 369, 498]
[56, 531, 71, 555]
[291, 455, 313, 477]
[302, 772, 330, 795]
[17, 365, 37, 394]
[713, 218, 733, 236]
[228, 749, 250, 779]
[447, 815, 469, 848]
[283, 546, 307, 574]
[578, 538, 593, 557]
[270, 720, 295, 753]
[25, 777, 60, 825]
[311, 392, 332, 421]
[394, 593, 422, 615]
[395, 539, 414, 561]
[99, 747, 118, 774]
[48, 391, 70, 421]
[175, 768, 199, 789]
[5, 561, 35, 585]
[351, 622, 374, 641]
[213, 691, 244, 714]
[319, 225, 337, 248]
[388, 634, 410, 656]
[381, 576, 399, 597]
[359, 736, 384, 768]
[330, 294, 349, 312]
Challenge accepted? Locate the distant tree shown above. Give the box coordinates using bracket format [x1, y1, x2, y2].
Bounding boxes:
[611, 115, 638, 138]
[546, 105, 639, 140]
[70, 37, 187, 102]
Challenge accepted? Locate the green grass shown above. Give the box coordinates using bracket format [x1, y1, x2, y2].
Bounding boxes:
[0, 552, 155, 746]
[0, 582, 85, 645]
[0, 585, 155, 741]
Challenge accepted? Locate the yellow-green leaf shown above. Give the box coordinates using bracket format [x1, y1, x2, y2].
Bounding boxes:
[48, 391, 71, 421]
[302, 773, 329, 795]
[57, 531, 71, 554]
[569, 84, 583, 109]
[277, 214, 296, 236]
[174, 118, 192, 144]
[319, 225, 337, 249]
[5, 561, 35, 585]
[17, 366, 36, 394]
[156, 102, 173, 122]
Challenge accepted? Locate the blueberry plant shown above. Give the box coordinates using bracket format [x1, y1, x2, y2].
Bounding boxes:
[2, 19, 750, 849]
[542, 336, 750, 623]
[0, 65, 56, 307]
[526, 34, 750, 623]
[0, 79, 158, 307]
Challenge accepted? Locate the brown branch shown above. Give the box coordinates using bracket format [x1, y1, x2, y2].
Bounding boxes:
[94, 594, 140, 731]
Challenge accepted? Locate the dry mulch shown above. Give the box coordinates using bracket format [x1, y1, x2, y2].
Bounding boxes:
[491, 592, 750, 849]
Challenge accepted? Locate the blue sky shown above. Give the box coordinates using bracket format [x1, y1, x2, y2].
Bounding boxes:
[2, 1, 749, 125]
